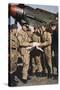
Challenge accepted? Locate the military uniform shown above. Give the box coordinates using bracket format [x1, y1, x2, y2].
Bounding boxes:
[41, 30, 52, 75]
[10, 31, 18, 74]
[32, 32, 43, 74]
[17, 29, 32, 80]
[9, 25, 19, 86]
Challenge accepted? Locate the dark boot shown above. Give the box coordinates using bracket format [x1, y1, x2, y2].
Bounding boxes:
[48, 73, 53, 79]
[32, 72, 36, 76]
[22, 79, 27, 84]
[9, 73, 17, 86]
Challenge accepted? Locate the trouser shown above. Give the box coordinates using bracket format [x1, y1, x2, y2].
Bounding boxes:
[21, 49, 30, 80]
[9, 49, 18, 86]
[10, 62, 17, 74]
[10, 49, 18, 73]
[31, 48, 43, 73]
[32, 55, 43, 73]
[44, 48, 52, 74]
[22, 54, 30, 80]
[54, 48, 58, 74]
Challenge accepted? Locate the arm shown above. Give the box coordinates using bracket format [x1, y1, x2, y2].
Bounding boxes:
[39, 32, 52, 48]
[17, 34, 33, 47]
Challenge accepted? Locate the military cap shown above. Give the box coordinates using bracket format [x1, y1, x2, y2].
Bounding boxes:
[22, 23, 29, 28]
[34, 26, 38, 30]
[42, 24, 47, 27]
[49, 21, 56, 27]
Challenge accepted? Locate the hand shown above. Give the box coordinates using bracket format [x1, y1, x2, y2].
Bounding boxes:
[38, 42, 42, 47]
[33, 42, 40, 47]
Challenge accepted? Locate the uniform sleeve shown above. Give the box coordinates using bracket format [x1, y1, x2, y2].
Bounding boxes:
[46, 32, 52, 45]
[10, 34, 18, 48]
[17, 34, 32, 47]
[17, 34, 23, 46]
[40, 32, 52, 47]
[38, 36, 41, 43]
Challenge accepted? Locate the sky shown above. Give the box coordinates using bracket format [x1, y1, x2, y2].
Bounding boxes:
[9, 4, 58, 25]
[28, 4, 58, 14]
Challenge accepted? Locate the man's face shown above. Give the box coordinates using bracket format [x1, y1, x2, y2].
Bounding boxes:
[51, 25, 56, 31]
[13, 28, 17, 34]
[42, 26, 46, 31]
[34, 28, 38, 33]
[27, 30, 33, 37]
[22, 25, 28, 31]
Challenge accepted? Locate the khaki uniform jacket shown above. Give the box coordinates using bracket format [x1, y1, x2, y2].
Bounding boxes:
[10, 32, 18, 62]
[17, 29, 32, 56]
[32, 32, 41, 56]
[41, 31, 52, 59]
[10, 31, 19, 73]
[32, 33, 41, 43]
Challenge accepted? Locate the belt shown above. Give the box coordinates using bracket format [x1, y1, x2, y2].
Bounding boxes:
[11, 47, 16, 50]
[20, 46, 27, 48]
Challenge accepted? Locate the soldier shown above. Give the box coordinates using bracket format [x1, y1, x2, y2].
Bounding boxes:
[31, 27, 43, 77]
[49, 22, 58, 79]
[17, 23, 33, 83]
[39, 25, 52, 78]
[9, 24, 19, 86]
